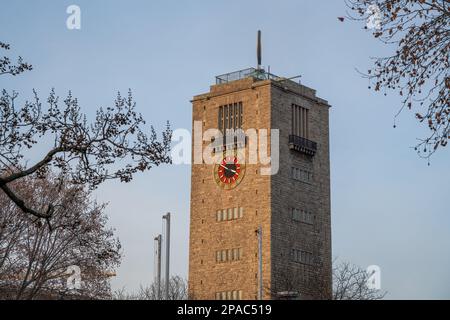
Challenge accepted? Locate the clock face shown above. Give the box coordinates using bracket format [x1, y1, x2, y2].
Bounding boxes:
[214, 155, 246, 190]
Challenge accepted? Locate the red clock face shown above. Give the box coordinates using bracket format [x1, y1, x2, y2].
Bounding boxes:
[214, 155, 246, 190]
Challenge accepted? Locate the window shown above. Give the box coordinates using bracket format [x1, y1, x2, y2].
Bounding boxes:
[292, 208, 314, 225]
[219, 102, 243, 132]
[233, 207, 239, 219]
[221, 250, 227, 262]
[216, 207, 244, 222]
[214, 102, 245, 153]
[231, 248, 242, 261]
[292, 249, 314, 265]
[216, 251, 220, 262]
[291, 167, 313, 183]
[215, 290, 243, 300]
[216, 248, 243, 263]
[291, 104, 309, 138]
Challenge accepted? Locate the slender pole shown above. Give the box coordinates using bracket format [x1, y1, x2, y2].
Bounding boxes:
[257, 225, 263, 300]
[257, 30, 262, 70]
[163, 212, 171, 300]
[154, 234, 162, 300]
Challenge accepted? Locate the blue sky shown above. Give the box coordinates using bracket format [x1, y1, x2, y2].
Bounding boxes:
[1, 0, 449, 299]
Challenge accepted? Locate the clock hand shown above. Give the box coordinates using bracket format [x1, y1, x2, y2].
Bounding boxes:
[219, 164, 237, 174]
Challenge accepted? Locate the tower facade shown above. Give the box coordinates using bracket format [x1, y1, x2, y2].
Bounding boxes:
[188, 68, 331, 300]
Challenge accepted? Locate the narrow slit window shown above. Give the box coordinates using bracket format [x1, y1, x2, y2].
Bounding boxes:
[292, 104, 309, 138]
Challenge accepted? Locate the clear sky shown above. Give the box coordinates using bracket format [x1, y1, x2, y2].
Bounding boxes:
[1, 0, 449, 299]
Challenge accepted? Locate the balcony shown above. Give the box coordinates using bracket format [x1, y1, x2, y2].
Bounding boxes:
[289, 135, 317, 156]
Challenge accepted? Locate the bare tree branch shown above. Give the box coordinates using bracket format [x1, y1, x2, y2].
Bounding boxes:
[332, 261, 387, 300]
[346, 0, 449, 161]
[0, 42, 172, 221]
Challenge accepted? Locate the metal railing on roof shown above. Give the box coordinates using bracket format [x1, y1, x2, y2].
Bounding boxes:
[215, 67, 285, 84]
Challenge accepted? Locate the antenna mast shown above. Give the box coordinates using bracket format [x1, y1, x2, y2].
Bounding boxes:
[257, 30, 262, 70]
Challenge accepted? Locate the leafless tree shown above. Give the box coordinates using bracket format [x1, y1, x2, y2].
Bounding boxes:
[268, 263, 332, 300]
[0, 173, 121, 300]
[0, 41, 171, 223]
[270, 259, 385, 300]
[0, 198, 27, 285]
[346, 0, 449, 160]
[113, 276, 188, 300]
[333, 261, 386, 300]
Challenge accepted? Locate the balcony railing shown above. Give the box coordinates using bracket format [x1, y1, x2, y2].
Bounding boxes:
[289, 135, 317, 156]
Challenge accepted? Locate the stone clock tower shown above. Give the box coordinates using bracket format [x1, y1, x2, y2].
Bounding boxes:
[188, 43, 332, 300]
